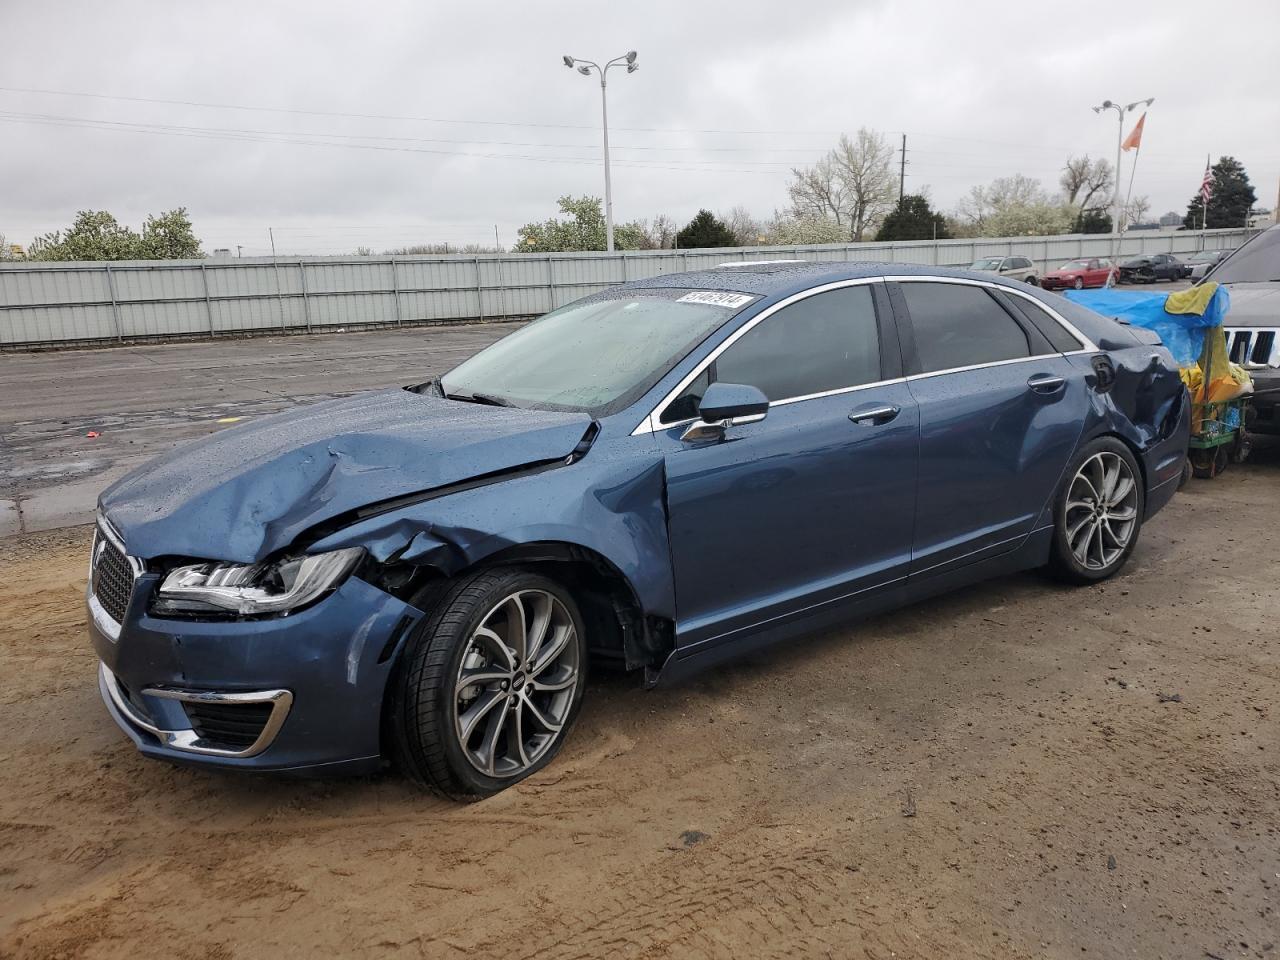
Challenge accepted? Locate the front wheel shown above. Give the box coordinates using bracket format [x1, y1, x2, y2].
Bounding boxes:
[1073, 277, 1085, 290]
[388, 568, 588, 799]
[1048, 438, 1144, 584]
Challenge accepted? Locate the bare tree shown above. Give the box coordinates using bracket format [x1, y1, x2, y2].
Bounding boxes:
[830, 130, 898, 241]
[643, 214, 679, 249]
[1123, 195, 1152, 229]
[1060, 155, 1115, 211]
[720, 206, 763, 246]
[787, 153, 850, 228]
[787, 129, 897, 241]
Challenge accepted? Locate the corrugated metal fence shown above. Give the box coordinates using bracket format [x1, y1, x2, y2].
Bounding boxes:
[0, 227, 1259, 348]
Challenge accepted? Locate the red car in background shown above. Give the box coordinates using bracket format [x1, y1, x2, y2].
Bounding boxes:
[1040, 257, 1118, 290]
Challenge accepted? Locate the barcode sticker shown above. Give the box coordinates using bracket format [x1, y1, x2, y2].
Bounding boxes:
[676, 291, 756, 309]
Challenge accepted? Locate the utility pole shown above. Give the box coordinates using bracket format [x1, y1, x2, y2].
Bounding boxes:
[898, 134, 907, 206]
[268, 228, 277, 257]
[236, 244, 243, 258]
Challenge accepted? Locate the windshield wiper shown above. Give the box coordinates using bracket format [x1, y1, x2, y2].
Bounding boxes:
[445, 391, 514, 407]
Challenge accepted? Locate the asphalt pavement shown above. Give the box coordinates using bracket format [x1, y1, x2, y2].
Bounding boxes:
[0, 322, 521, 536]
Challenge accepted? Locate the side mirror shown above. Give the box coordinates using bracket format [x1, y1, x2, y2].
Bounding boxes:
[681, 381, 769, 442]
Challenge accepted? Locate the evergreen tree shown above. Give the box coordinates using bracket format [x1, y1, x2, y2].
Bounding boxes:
[874, 195, 950, 241]
[675, 209, 737, 249]
[1183, 157, 1256, 229]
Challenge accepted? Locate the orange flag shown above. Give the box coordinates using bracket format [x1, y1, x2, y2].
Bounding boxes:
[1122, 112, 1146, 151]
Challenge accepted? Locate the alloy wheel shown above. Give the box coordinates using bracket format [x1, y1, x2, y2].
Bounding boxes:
[452, 589, 580, 778]
[1065, 452, 1139, 570]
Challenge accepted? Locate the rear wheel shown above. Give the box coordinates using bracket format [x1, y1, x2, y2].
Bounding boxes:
[388, 568, 588, 799]
[1073, 277, 1085, 290]
[1048, 438, 1144, 584]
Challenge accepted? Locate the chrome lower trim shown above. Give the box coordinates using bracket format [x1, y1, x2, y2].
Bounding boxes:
[98, 661, 293, 759]
[87, 588, 123, 641]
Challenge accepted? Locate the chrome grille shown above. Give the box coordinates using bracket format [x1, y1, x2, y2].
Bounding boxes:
[1225, 328, 1280, 367]
[91, 523, 138, 625]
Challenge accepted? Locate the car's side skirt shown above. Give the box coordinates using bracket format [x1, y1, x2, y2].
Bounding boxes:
[652, 527, 1054, 686]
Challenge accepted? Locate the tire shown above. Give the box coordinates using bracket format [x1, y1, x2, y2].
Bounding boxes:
[387, 568, 588, 800]
[1048, 437, 1145, 584]
[1191, 445, 1229, 478]
[1026, 275, 1039, 286]
[1073, 277, 1084, 290]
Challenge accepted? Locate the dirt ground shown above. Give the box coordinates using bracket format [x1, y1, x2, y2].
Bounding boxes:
[1, 460, 1278, 960]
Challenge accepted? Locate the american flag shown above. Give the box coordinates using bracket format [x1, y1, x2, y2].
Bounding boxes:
[1199, 159, 1213, 204]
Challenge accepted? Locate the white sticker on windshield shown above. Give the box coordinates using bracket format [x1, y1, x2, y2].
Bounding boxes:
[676, 291, 756, 309]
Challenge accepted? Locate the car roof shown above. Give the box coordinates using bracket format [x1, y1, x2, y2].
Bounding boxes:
[619, 260, 1032, 300]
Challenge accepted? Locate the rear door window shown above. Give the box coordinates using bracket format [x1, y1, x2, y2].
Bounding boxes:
[899, 282, 1031, 373]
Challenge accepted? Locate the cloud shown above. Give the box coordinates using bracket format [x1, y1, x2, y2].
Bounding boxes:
[2, 0, 1276, 254]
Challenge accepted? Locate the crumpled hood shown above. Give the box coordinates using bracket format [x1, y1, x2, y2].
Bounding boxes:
[100, 389, 593, 563]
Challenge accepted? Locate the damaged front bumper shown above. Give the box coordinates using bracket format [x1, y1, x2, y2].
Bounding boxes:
[89, 574, 424, 775]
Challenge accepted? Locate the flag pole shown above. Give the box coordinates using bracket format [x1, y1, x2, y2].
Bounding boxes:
[1202, 154, 1210, 234]
[1122, 140, 1141, 232]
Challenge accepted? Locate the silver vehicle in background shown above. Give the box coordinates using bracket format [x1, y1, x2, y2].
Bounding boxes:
[969, 255, 1038, 285]
[1186, 249, 1234, 281]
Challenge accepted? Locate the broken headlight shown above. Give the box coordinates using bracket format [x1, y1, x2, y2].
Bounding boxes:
[152, 547, 363, 616]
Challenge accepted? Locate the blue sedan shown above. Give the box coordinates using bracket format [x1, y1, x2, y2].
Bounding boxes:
[88, 262, 1190, 798]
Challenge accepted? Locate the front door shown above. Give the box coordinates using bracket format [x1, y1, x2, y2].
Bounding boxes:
[890, 280, 1087, 578]
[652, 282, 919, 653]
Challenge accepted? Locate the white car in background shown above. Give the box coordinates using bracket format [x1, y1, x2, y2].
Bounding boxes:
[969, 255, 1039, 285]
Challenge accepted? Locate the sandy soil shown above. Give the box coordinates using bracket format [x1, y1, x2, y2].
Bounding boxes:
[1, 464, 1278, 960]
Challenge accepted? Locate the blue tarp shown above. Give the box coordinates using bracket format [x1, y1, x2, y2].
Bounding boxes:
[1065, 286, 1231, 367]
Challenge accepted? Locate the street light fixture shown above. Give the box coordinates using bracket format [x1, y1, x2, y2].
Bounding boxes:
[562, 50, 640, 252]
[1092, 97, 1154, 242]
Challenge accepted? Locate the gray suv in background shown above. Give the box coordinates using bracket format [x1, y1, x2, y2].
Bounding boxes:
[969, 255, 1038, 285]
[1211, 226, 1280, 435]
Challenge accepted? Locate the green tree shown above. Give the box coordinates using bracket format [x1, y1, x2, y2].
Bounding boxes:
[676, 209, 737, 249]
[1183, 156, 1256, 229]
[875, 195, 950, 241]
[512, 196, 647, 252]
[1072, 207, 1112, 234]
[140, 208, 203, 259]
[26, 209, 205, 261]
[28, 210, 142, 261]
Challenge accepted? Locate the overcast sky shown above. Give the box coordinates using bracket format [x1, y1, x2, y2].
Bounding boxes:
[3, 0, 1277, 256]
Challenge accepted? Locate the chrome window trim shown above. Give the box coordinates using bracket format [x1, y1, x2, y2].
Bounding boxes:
[631, 276, 886, 436]
[885, 275, 1097, 353]
[631, 274, 1097, 436]
[98, 661, 293, 759]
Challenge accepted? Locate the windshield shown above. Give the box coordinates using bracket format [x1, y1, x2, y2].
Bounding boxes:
[1060, 260, 1090, 271]
[439, 290, 750, 416]
[971, 257, 1002, 270]
[1213, 229, 1280, 283]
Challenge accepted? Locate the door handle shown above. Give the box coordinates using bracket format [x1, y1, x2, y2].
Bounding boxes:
[1026, 374, 1066, 394]
[848, 403, 900, 425]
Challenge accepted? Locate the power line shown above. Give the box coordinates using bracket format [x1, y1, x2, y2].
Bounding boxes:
[0, 84, 848, 136]
[0, 113, 792, 174]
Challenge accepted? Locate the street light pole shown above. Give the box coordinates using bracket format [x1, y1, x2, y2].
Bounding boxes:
[563, 51, 639, 252]
[1092, 97, 1154, 251]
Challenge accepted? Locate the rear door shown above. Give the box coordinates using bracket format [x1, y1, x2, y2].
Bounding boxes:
[887, 279, 1089, 578]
